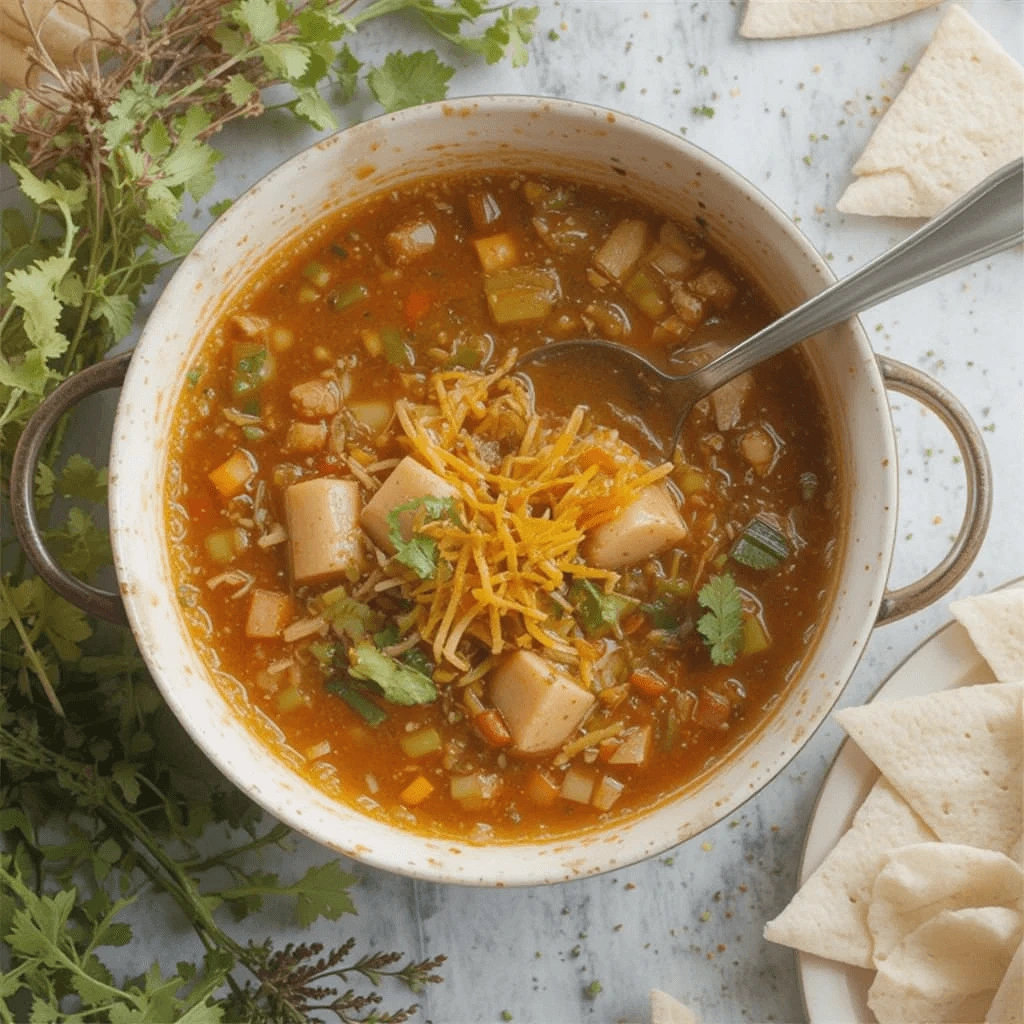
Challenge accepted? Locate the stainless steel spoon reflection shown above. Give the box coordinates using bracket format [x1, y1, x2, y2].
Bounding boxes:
[515, 157, 1023, 452]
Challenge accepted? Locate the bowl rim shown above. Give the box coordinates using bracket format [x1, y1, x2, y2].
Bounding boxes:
[108, 94, 892, 885]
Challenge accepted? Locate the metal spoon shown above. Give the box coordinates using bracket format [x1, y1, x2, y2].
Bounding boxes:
[516, 157, 1023, 451]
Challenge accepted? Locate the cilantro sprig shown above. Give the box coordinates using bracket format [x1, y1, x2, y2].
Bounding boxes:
[349, 642, 438, 705]
[1, 0, 541, 1017]
[386, 494, 463, 579]
[696, 573, 745, 666]
[569, 579, 636, 637]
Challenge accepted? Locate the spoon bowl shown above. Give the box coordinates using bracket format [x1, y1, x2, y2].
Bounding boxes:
[517, 157, 1023, 451]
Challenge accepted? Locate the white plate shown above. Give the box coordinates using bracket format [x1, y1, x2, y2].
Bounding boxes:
[795, 610, 1003, 1022]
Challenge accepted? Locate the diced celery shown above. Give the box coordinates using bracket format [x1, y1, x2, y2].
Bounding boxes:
[331, 282, 368, 311]
[205, 529, 238, 564]
[400, 727, 442, 758]
[303, 261, 331, 288]
[484, 267, 560, 325]
[277, 686, 305, 712]
[381, 327, 412, 367]
[624, 269, 668, 319]
[742, 615, 771, 655]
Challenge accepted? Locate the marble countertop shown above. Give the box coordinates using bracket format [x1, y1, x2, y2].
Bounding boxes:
[54, 2, 1024, 1022]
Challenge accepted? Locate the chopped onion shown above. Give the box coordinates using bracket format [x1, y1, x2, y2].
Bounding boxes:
[560, 766, 596, 805]
[592, 775, 625, 811]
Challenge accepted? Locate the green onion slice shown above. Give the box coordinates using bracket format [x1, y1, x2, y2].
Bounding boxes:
[730, 517, 789, 570]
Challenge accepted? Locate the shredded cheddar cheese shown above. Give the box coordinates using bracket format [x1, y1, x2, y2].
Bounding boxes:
[383, 355, 673, 676]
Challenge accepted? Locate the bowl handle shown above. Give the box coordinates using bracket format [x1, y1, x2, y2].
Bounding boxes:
[10, 351, 133, 626]
[875, 355, 992, 625]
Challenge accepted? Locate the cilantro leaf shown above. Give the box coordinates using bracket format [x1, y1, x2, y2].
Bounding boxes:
[348, 642, 437, 705]
[335, 43, 364, 103]
[480, 7, 537, 67]
[58, 452, 109, 504]
[696, 573, 744, 666]
[386, 495, 462, 579]
[366, 50, 455, 113]
[292, 861, 358, 927]
[291, 87, 338, 131]
[259, 41, 311, 81]
[225, 74, 259, 107]
[321, 593, 377, 639]
[234, 0, 279, 42]
[45, 507, 113, 580]
[569, 579, 635, 637]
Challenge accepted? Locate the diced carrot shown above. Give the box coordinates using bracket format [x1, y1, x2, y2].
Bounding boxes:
[621, 612, 647, 636]
[629, 669, 669, 698]
[577, 446, 620, 475]
[400, 775, 434, 806]
[694, 688, 732, 730]
[349, 447, 375, 466]
[475, 708, 513, 748]
[525, 769, 560, 807]
[208, 450, 255, 498]
[404, 289, 433, 328]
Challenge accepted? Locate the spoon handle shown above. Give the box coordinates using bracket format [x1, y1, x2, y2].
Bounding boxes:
[689, 157, 1023, 395]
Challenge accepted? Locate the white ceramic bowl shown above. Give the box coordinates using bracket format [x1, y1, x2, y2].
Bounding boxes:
[11, 97, 990, 885]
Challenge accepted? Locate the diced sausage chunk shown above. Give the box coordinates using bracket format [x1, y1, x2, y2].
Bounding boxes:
[245, 589, 293, 638]
[386, 219, 437, 263]
[593, 219, 647, 281]
[711, 372, 753, 431]
[361, 457, 458, 553]
[285, 478, 363, 584]
[490, 651, 596, 755]
[584, 485, 687, 570]
[290, 379, 339, 418]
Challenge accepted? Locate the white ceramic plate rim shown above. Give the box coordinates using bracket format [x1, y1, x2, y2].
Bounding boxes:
[795, 580, 1022, 1022]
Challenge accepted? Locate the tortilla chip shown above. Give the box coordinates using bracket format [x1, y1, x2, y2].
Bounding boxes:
[836, 682, 1023, 856]
[868, 843, 1023, 965]
[868, 907, 1022, 1024]
[837, 5, 1024, 218]
[987, 940, 1023, 1024]
[763, 778, 935, 968]
[650, 990, 699, 1024]
[951, 587, 1024, 684]
[740, 0, 938, 39]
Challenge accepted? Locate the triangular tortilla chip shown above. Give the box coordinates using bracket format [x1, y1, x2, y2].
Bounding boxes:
[868, 843, 1023, 965]
[987, 940, 1023, 1024]
[837, 5, 1024, 218]
[763, 778, 935, 968]
[868, 907, 1022, 1024]
[836, 682, 1023, 855]
[740, 0, 937, 39]
[951, 587, 1024, 683]
[650, 989, 699, 1024]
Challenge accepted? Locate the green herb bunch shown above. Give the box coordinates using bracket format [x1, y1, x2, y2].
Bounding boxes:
[0, 1, 538, 1019]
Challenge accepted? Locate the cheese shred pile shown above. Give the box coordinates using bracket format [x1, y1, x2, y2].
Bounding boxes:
[388, 354, 673, 675]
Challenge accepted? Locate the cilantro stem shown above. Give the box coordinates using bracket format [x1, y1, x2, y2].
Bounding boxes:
[187, 821, 292, 872]
[0, 581, 64, 716]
